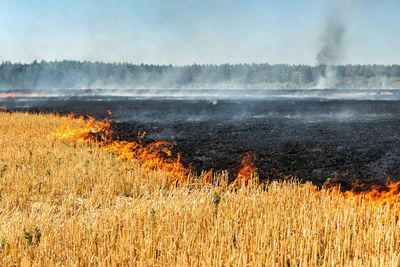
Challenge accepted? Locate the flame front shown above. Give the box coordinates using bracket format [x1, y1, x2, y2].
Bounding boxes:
[104, 140, 189, 183]
[51, 114, 260, 187]
[322, 179, 400, 207]
[0, 92, 40, 98]
[229, 153, 257, 188]
[51, 114, 189, 184]
[51, 114, 400, 205]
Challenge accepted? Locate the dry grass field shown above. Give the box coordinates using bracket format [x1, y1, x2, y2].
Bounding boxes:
[1, 111, 400, 266]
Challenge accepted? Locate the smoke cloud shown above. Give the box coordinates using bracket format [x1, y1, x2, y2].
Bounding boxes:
[314, 0, 351, 88]
[316, 19, 345, 66]
[316, 0, 357, 66]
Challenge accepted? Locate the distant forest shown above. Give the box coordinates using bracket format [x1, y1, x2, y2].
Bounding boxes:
[0, 60, 400, 89]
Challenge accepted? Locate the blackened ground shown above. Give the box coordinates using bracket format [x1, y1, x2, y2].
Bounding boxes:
[114, 118, 400, 189]
[4, 96, 400, 187]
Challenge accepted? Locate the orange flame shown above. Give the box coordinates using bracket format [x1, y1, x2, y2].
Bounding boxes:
[51, 114, 189, 184]
[104, 140, 189, 183]
[51, 114, 261, 187]
[229, 153, 257, 188]
[321, 178, 400, 207]
[272, 168, 292, 179]
[201, 169, 214, 184]
[50, 114, 400, 205]
[0, 92, 40, 98]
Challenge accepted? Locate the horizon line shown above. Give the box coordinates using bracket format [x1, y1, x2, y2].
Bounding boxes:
[0, 60, 399, 67]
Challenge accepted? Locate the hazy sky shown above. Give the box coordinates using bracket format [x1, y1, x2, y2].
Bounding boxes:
[0, 0, 398, 65]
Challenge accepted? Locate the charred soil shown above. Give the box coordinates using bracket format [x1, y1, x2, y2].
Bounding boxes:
[6, 97, 400, 187]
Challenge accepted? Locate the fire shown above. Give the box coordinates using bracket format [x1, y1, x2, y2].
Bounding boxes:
[51, 114, 190, 184]
[0, 92, 40, 98]
[50, 113, 400, 205]
[104, 139, 189, 183]
[229, 153, 257, 188]
[272, 168, 292, 179]
[321, 178, 400, 207]
[51, 114, 260, 187]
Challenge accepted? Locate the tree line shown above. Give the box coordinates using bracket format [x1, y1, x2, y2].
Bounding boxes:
[0, 60, 399, 89]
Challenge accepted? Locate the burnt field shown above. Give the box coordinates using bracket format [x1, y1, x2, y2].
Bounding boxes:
[3, 89, 400, 187]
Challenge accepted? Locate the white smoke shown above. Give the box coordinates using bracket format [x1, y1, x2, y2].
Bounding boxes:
[315, 66, 338, 89]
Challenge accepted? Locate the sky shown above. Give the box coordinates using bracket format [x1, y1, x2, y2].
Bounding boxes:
[0, 0, 398, 65]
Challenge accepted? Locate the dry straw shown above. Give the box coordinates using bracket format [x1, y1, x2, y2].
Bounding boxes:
[0, 112, 399, 266]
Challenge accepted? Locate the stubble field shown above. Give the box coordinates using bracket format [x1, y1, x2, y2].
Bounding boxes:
[1, 111, 400, 266]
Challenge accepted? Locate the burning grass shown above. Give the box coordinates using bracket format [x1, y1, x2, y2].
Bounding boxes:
[0, 92, 40, 98]
[1, 111, 400, 265]
[50, 113, 253, 186]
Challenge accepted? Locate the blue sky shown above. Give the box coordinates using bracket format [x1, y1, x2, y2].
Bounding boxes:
[0, 0, 398, 65]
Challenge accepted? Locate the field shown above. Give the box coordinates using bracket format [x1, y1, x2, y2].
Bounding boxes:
[1, 111, 400, 266]
[5, 91, 400, 186]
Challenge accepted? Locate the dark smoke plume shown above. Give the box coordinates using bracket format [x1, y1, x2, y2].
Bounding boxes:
[317, 19, 345, 66]
[314, 0, 348, 88]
